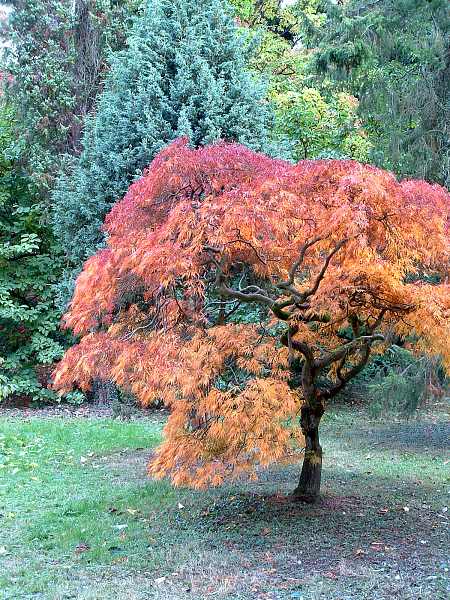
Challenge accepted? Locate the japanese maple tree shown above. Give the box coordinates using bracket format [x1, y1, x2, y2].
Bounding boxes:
[54, 139, 449, 502]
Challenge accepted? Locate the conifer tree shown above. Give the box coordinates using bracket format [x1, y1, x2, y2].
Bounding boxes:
[313, 0, 450, 186]
[52, 0, 274, 294]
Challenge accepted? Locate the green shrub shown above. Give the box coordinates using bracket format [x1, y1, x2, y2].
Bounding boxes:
[0, 104, 81, 404]
[348, 346, 446, 418]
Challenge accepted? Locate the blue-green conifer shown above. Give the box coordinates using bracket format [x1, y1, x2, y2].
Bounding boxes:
[53, 0, 274, 299]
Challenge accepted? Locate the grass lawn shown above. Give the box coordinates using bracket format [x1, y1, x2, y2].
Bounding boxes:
[0, 407, 448, 599]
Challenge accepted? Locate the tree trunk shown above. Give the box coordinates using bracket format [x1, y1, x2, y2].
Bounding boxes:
[293, 404, 324, 503]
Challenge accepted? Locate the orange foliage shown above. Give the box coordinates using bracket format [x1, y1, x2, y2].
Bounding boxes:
[54, 139, 450, 488]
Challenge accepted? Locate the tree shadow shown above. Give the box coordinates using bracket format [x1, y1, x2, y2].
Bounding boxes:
[167, 464, 448, 579]
[324, 417, 450, 452]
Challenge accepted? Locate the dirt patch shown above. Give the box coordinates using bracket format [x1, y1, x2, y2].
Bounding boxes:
[0, 403, 168, 422]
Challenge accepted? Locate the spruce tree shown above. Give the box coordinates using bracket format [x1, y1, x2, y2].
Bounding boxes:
[53, 0, 274, 296]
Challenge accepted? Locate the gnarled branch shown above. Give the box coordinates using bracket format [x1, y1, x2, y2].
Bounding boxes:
[319, 344, 372, 400]
[315, 334, 384, 370]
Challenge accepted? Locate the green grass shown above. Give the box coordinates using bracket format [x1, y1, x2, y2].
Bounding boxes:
[0, 408, 448, 599]
[0, 417, 175, 598]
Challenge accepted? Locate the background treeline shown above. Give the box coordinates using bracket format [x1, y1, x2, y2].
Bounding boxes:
[0, 0, 448, 405]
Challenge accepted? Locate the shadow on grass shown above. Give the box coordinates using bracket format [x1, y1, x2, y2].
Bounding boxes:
[350, 420, 449, 451]
[157, 462, 448, 578]
[322, 413, 450, 452]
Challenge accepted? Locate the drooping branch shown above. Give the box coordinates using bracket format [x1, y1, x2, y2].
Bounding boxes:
[226, 229, 268, 265]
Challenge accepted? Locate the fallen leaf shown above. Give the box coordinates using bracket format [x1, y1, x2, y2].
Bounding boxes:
[112, 556, 128, 564]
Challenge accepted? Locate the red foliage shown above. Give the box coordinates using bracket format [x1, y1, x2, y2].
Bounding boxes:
[54, 139, 450, 490]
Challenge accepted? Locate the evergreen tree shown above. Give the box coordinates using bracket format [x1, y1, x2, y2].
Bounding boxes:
[53, 0, 274, 296]
[313, 0, 450, 186]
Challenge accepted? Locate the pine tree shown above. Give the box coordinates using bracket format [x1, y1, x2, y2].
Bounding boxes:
[52, 0, 275, 296]
[313, 0, 450, 186]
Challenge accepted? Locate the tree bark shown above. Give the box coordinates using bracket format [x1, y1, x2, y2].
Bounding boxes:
[293, 404, 324, 503]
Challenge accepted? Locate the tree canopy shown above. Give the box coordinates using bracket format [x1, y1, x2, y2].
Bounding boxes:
[54, 139, 450, 500]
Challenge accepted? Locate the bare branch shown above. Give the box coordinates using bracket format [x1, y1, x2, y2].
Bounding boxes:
[280, 325, 315, 364]
[226, 230, 267, 265]
[315, 333, 384, 369]
[218, 283, 274, 307]
[301, 238, 349, 301]
[277, 238, 348, 308]
[366, 308, 387, 333]
[280, 236, 325, 288]
[319, 344, 372, 400]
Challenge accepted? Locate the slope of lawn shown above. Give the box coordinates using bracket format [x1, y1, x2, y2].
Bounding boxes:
[0, 408, 448, 600]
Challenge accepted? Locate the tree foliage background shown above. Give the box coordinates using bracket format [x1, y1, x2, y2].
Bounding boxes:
[313, 0, 450, 186]
[52, 0, 275, 302]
